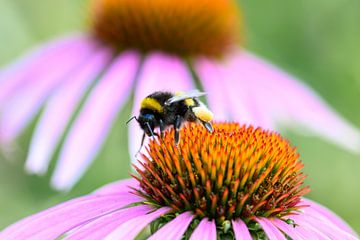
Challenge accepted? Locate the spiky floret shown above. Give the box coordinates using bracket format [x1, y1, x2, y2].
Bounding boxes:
[90, 0, 241, 58]
[134, 123, 309, 224]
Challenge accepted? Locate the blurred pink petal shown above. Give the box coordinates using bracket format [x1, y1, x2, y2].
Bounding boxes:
[0, 35, 85, 105]
[50, 51, 140, 191]
[64, 205, 152, 240]
[25, 48, 111, 175]
[0, 37, 96, 142]
[256, 217, 287, 240]
[104, 207, 171, 240]
[190, 218, 216, 240]
[92, 178, 139, 195]
[195, 61, 230, 120]
[196, 50, 360, 152]
[148, 211, 193, 240]
[0, 194, 135, 240]
[128, 53, 194, 165]
[232, 219, 252, 240]
[196, 56, 274, 128]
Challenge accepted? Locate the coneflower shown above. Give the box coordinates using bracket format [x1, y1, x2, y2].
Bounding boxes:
[0, 0, 359, 191]
[1, 123, 357, 239]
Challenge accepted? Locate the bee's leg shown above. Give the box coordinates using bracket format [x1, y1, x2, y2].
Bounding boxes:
[136, 132, 146, 155]
[140, 132, 146, 148]
[159, 119, 165, 138]
[145, 122, 155, 138]
[174, 115, 182, 145]
[202, 121, 214, 133]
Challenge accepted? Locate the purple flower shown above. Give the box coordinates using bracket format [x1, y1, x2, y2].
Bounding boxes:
[1, 0, 359, 191]
[1, 123, 358, 239]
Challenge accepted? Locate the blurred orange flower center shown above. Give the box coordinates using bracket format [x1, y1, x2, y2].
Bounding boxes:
[90, 0, 242, 58]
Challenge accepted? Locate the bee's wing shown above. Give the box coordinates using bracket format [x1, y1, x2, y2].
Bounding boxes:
[165, 90, 207, 105]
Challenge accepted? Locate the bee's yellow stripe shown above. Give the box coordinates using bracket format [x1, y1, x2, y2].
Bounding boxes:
[141, 97, 163, 113]
[175, 91, 195, 106]
[184, 98, 195, 106]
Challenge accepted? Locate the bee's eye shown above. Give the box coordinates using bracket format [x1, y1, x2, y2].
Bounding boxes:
[143, 114, 155, 122]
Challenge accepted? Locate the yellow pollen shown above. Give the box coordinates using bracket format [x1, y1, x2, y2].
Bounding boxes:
[192, 106, 213, 122]
[90, 0, 242, 57]
[141, 97, 163, 113]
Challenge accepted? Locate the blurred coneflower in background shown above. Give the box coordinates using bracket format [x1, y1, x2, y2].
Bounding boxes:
[0, 123, 358, 239]
[0, 0, 359, 191]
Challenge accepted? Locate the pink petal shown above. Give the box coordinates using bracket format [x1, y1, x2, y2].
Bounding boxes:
[256, 217, 286, 240]
[291, 204, 358, 240]
[301, 198, 357, 235]
[104, 207, 171, 240]
[290, 215, 334, 239]
[195, 60, 230, 120]
[128, 52, 194, 166]
[92, 178, 139, 195]
[196, 57, 274, 128]
[232, 219, 252, 240]
[0, 35, 85, 105]
[148, 211, 194, 240]
[190, 218, 216, 240]
[25, 48, 111, 175]
[302, 216, 357, 240]
[0, 37, 96, 142]
[0, 194, 135, 240]
[50, 51, 140, 191]
[196, 50, 360, 152]
[64, 205, 152, 240]
[271, 218, 306, 240]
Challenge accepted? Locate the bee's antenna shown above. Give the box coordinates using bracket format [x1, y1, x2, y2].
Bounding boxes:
[126, 116, 138, 125]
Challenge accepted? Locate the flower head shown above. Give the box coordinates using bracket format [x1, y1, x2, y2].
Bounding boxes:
[1, 123, 357, 239]
[0, 0, 359, 191]
[136, 123, 308, 222]
[91, 0, 241, 57]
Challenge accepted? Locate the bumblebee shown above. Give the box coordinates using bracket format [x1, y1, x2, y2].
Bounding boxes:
[128, 90, 214, 147]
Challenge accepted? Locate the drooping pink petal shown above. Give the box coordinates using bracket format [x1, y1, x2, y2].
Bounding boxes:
[290, 215, 338, 239]
[92, 178, 139, 196]
[148, 211, 194, 240]
[232, 219, 252, 240]
[0, 194, 135, 240]
[196, 50, 360, 152]
[104, 207, 171, 240]
[25, 48, 111, 175]
[256, 217, 286, 240]
[291, 207, 358, 240]
[128, 53, 195, 165]
[196, 57, 274, 129]
[271, 218, 306, 240]
[0, 37, 96, 143]
[195, 61, 229, 119]
[0, 35, 86, 105]
[64, 205, 152, 240]
[301, 216, 357, 240]
[50, 51, 140, 191]
[190, 218, 216, 240]
[301, 198, 357, 235]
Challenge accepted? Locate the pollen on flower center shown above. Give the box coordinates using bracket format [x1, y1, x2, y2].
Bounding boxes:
[90, 0, 241, 57]
[134, 123, 309, 223]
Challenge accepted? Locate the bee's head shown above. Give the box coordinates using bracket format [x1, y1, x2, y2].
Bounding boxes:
[138, 113, 156, 136]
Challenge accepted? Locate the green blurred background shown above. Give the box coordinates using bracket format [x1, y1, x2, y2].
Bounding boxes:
[0, 0, 359, 234]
